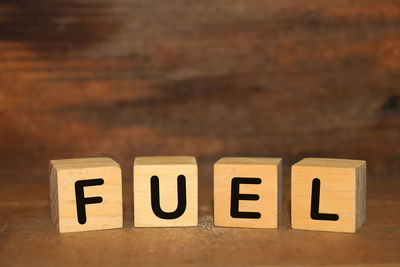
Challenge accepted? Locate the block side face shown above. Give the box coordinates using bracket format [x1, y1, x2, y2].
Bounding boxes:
[277, 161, 282, 225]
[57, 165, 123, 233]
[291, 165, 357, 233]
[49, 164, 59, 228]
[134, 156, 196, 166]
[50, 157, 119, 171]
[356, 167, 361, 230]
[134, 163, 198, 227]
[361, 162, 367, 225]
[214, 160, 280, 229]
[356, 163, 367, 231]
[294, 158, 366, 169]
[215, 157, 282, 166]
[291, 165, 295, 228]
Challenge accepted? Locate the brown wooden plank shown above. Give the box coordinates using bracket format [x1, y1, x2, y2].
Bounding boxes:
[0, 178, 399, 265]
[0, 1, 399, 263]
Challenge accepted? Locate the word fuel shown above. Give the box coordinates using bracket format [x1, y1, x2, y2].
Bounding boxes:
[50, 156, 366, 233]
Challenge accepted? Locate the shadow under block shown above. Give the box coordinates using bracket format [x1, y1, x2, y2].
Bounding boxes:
[133, 156, 198, 227]
[49, 157, 123, 233]
[291, 158, 366, 233]
[214, 157, 282, 228]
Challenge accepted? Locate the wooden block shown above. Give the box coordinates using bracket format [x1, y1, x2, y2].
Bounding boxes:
[214, 157, 282, 228]
[133, 156, 198, 227]
[291, 158, 367, 233]
[49, 157, 123, 233]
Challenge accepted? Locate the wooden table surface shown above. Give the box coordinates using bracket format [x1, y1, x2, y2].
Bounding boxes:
[0, 0, 399, 265]
[1, 173, 400, 266]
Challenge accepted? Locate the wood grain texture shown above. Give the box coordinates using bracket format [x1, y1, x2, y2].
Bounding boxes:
[0, 177, 400, 266]
[0, 0, 399, 190]
[50, 157, 123, 233]
[0, 0, 399, 264]
[214, 157, 282, 228]
[133, 156, 198, 227]
[291, 158, 366, 233]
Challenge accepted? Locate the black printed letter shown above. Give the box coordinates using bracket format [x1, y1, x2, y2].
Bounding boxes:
[151, 175, 187, 219]
[75, 178, 104, 224]
[230, 177, 261, 219]
[310, 178, 339, 221]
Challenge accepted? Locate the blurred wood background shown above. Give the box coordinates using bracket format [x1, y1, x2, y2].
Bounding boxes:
[0, 0, 399, 266]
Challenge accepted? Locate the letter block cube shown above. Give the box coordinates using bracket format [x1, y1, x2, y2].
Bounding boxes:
[134, 156, 198, 227]
[291, 158, 366, 233]
[214, 157, 282, 228]
[50, 157, 123, 233]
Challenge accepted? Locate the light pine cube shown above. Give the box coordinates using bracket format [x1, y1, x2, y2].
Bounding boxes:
[291, 158, 366, 233]
[50, 157, 123, 233]
[133, 156, 198, 227]
[214, 157, 282, 228]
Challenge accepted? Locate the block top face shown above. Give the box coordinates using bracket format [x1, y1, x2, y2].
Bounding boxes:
[50, 157, 119, 170]
[215, 157, 281, 166]
[134, 156, 196, 166]
[293, 158, 365, 169]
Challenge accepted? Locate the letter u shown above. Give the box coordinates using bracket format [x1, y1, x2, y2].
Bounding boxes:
[150, 174, 187, 219]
